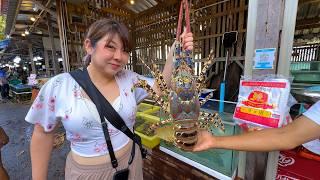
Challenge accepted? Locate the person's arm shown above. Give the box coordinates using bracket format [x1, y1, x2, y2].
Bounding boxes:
[30, 124, 54, 180]
[152, 30, 193, 93]
[193, 115, 320, 152]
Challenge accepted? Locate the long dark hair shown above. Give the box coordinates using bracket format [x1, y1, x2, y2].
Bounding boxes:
[83, 18, 131, 66]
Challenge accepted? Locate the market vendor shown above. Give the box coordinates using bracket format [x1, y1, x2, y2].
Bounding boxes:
[0, 67, 9, 100]
[193, 101, 320, 152]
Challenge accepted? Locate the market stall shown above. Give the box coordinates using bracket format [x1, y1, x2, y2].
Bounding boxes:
[136, 102, 240, 180]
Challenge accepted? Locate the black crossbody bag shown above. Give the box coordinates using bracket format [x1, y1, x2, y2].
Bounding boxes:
[69, 68, 147, 180]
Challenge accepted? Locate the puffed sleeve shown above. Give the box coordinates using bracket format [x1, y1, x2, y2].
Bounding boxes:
[25, 75, 64, 132]
[129, 70, 155, 103]
[303, 101, 320, 125]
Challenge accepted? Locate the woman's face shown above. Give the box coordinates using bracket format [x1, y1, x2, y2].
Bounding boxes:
[86, 33, 129, 76]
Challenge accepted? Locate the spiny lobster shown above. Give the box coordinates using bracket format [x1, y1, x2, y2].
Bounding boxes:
[132, 0, 224, 151]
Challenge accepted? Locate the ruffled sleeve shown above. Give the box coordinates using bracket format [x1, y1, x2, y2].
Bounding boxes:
[25, 75, 64, 132]
[303, 101, 320, 125]
[126, 70, 154, 103]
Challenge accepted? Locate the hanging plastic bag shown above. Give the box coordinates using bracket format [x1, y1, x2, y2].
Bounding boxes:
[233, 75, 293, 129]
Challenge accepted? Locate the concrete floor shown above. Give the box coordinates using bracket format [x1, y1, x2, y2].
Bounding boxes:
[0, 100, 70, 180]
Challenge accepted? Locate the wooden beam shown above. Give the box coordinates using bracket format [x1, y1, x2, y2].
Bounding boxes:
[296, 17, 320, 26]
[15, 20, 34, 25]
[296, 17, 320, 30]
[153, 0, 177, 6]
[108, 0, 136, 15]
[137, 0, 178, 16]
[100, 7, 131, 17]
[29, 0, 53, 34]
[31, 0, 56, 17]
[296, 22, 320, 30]
[299, 0, 320, 4]
[18, 10, 39, 15]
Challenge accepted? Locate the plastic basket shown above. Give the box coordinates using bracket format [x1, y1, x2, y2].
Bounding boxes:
[143, 106, 160, 116]
[137, 103, 155, 112]
[9, 79, 22, 85]
[135, 112, 160, 149]
[10, 84, 32, 93]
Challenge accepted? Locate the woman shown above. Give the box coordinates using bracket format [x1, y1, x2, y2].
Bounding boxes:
[26, 18, 193, 180]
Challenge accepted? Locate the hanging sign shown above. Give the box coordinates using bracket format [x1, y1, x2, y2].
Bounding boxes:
[253, 48, 276, 69]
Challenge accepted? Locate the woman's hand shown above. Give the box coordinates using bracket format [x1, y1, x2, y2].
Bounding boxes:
[193, 131, 216, 152]
[180, 29, 193, 51]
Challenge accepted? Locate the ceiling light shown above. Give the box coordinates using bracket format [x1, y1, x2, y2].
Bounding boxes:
[13, 56, 21, 63]
[25, 29, 30, 35]
[30, 17, 36, 22]
[130, 0, 135, 5]
[33, 5, 38, 12]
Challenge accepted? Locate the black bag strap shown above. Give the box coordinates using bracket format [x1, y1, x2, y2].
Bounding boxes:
[69, 68, 146, 168]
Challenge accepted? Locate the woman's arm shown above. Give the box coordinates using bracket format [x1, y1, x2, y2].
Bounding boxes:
[152, 31, 193, 93]
[194, 115, 320, 152]
[30, 124, 54, 180]
[161, 41, 175, 87]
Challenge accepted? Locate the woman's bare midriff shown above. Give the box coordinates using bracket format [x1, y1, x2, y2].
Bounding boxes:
[71, 141, 132, 165]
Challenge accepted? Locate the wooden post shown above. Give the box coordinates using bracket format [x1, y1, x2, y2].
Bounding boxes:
[56, 0, 70, 72]
[28, 43, 36, 75]
[265, 1, 298, 179]
[242, 0, 299, 179]
[131, 20, 141, 74]
[46, 14, 59, 75]
[240, 1, 258, 177]
[44, 50, 50, 77]
[277, 0, 299, 77]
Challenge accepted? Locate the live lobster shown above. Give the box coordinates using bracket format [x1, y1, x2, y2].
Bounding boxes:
[133, 0, 224, 151]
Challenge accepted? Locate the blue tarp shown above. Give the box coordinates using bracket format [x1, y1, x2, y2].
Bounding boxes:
[0, 39, 10, 49]
[0, 69, 5, 77]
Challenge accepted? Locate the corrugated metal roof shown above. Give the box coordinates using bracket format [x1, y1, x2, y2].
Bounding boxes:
[4, 0, 20, 35]
[116, 0, 158, 13]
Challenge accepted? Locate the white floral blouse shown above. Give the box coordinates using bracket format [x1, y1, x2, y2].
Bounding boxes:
[25, 69, 154, 157]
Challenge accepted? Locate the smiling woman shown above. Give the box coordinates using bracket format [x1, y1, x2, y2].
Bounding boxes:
[83, 19, 131, 69]
[25, 18, 194, 180]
